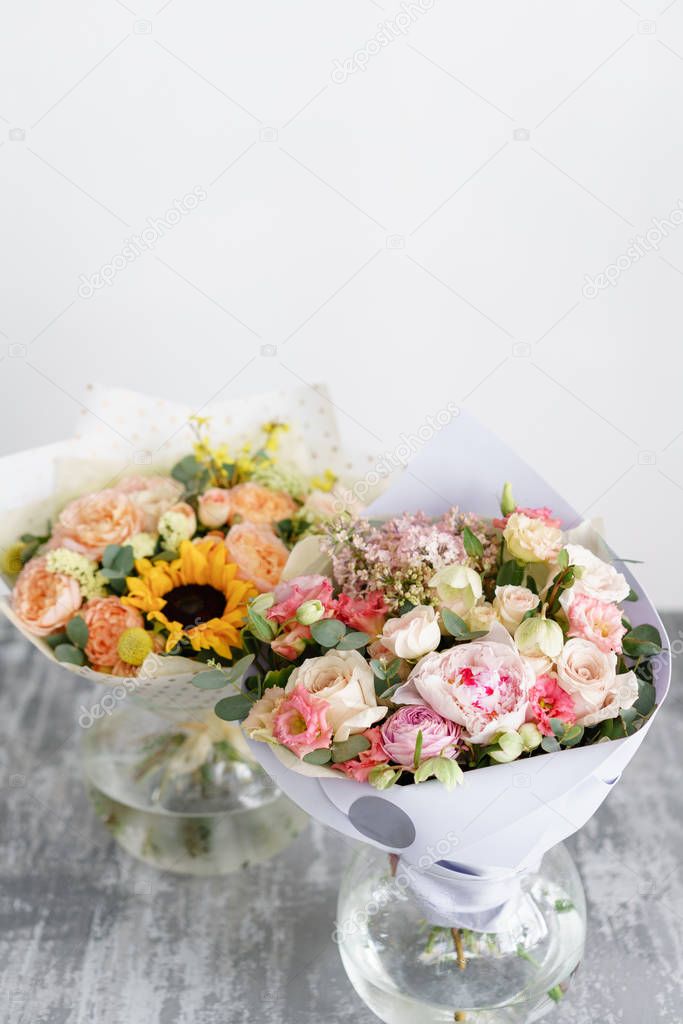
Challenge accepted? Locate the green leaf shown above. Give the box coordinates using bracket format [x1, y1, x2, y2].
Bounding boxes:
[302, 748, 332, 765]
[20, 539, 41, 564]
[414, 756, 464, 790]
[557, 548, 569, 570]
[336, 631, 370, 651]
[100, 567, 124, 580]
[214, 694, 253, 721]
[263, 665, 296, 690]
[331, 735, 371, 763]
[247, 611, 276, 643]
[66, 616, 88, 650]
[102, 544, 121, 569]
[634, 679, 656, 716]
[111, 545, 134, 576]
[413, 729, 423, 769]
[525, 574, 538, 595]
[225, 653, 255, 685]
[622, 624, 662, 658]
[310, 618, 346, 648]
[441, 608, 468, 637]
[54, 643, 85, 667]
[497, 559, 524, 586]
[368, 766, 402, 790]
[463, 526, 484, 559]
[549, 717, 565, 739]
[541, 735, 561, 753]
[45, 632, 67, 649]
[192, 669, 231, 690]
[561, 724, 584, 747]
[624, 588, 638, 602]
[370, 659, 386, 680]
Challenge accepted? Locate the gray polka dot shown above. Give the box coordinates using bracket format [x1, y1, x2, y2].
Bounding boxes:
[348, 797, 416, 849]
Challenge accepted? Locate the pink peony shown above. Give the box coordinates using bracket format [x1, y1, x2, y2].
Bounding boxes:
[381, 705, 461, 767]
[12, 556, 82, 637]
[528, 674, 576, 736]
[393, 623, 533, 745]
[197, 487, 232, 528]
[268, 575, 337, 624]
[81, 596, 144, 670]
[272, 684, 333, 758]
[334, 727, 390, 782]
[493, 506, 561, 530]
[114, 476, 184, 532]
[336, 591, 388, 636]
[566, 594, 626, 654]
[271, 623, 311, 660]
[51, 489, 145, 560]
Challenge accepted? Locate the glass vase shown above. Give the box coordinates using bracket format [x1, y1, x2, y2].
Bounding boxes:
[336, 843, 586, 1024]
[81, 696, 307, 875]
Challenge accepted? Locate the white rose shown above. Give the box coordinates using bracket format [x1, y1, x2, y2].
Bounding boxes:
[380, 605, 441, 661]
[286, 649, 386, 741]
[466, 602, 496, 632]
[562, 545, 630, 605]
[555, 637, 638, 726]
[504, 512, 562, 564]
[429, 564, 482, 617]
[493, 585, 540, 633]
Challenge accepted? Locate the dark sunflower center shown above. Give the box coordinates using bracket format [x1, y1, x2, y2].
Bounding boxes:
[163, 584, 226, 627]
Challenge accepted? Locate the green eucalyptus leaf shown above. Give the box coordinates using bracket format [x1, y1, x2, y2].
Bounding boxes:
[54, 643, 86, 667]
[303, 748, 332, 765]
[310, 618, 346, 648]
[66, 615, 88, 649]
[441, 608, 468, 637]
[214, 694, 253, 721]
[622, 624, 662, 658]
[331, 735, 371, 763]
[541, 735, 561, 753]
[225, 653, 255, 685]
[192, 669, 231, 690]
[336, 631, 370, 651]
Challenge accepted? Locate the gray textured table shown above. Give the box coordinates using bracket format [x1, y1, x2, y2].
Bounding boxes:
[1, 616, 681, 1024]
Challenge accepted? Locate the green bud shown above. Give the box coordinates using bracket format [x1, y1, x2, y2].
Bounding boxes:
[518, 722, 542, 752]
[250, 593, 275, 617]
[296, 599, 325, 625]
[500, 481, 516, 517]
[515, 616, 564, 659]
[489, 731, 524, 763]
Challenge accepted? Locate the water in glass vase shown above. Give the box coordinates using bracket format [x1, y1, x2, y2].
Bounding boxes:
[337, 844, 586, 1024]
[82, 701, 307, 875]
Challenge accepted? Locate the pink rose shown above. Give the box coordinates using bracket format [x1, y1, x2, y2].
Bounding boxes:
[51, 489, 145, 560]
[81, 596, 144, 670]
[115, 476, 184, 532]
[334, 727, 390, 782]
[381, 705, 461, 767]
[528, 674, 576, 736]
[272, 684, 333, 758]
[268, 574, 336, 624]
[12, 556, 82, 637]
[393, 623, 533, 744]
[198, 488, 232, 528]
[566, 595, 626, 654]
[336, 591, 388, 636]
[271, 623, 311, 660]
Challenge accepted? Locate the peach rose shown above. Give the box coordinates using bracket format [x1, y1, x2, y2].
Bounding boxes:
[51, 490, 144, 560]
[12, 556, 82, 637]
[224, 522, 290, 592]
[115, 476, 184, 532]
[81, 596, 144, 670]
[227, 482, 297, 525]
[198, 488, 232, 528]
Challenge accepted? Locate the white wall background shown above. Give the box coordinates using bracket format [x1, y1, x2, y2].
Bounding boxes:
[1, 0, 683, 605]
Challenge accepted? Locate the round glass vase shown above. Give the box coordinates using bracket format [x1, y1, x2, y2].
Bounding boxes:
[81, 696, 307, 875]
[336, 843, 586, 1024]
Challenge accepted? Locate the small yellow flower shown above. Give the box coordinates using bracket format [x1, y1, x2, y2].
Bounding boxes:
[117, 627, 154, 666]
[1, 542, 25, 576]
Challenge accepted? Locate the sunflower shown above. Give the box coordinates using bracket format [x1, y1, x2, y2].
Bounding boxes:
[123, 540, 256, 659]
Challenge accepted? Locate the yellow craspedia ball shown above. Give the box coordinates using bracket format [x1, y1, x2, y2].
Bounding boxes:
[1, 542, 25, 576]
[117, 627, 154, 666]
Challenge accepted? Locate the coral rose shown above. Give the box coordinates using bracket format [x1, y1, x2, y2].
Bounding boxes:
[114, 476, 184, 532]
[81, 596, 144, 670]
[226, 482, 297, 525]
[198, 488, 232, 528]
[224, 522, 289, 592]
[334, 727, 390, 782]
[12, 556, 82, 637]
[51, 489, 144, 560]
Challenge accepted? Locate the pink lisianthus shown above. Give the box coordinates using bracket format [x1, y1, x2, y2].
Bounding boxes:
[336, 591, 388, 637]
[271, 623, 311, 660]
[272, 684, 333, 758]
[268, 575, 337, 625]
[493, 506, 561, 530]
[566, 594, 626, 654]
[528, 674, 576, 736]
[334, 727, 390, 782]
[381, 705, 461, 767]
